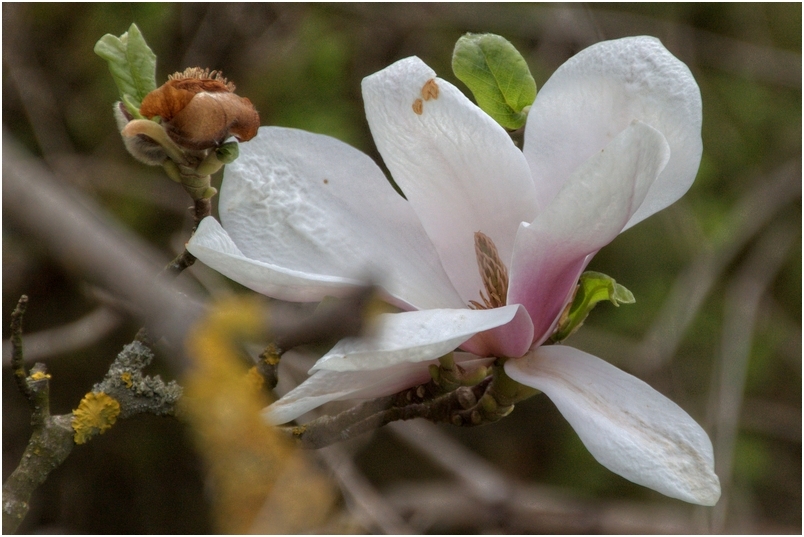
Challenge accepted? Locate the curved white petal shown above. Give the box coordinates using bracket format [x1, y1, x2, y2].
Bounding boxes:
[524, 36, 702, 229]
[505, 346, 721, 506]
[265, 353, 492, 425]
[191, 126, 464, 310]
[312, 305, 529, 372]
[509, 121, 670, 343]
[188, 216, 362, 301]
[363, 57, 539, 303]
[263, 364, 428, 425]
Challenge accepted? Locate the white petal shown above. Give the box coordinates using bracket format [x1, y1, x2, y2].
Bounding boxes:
[188, 216, 361, 301]
[265, 353, 492, 425]
[505, 346, 721, 506]
[312, 305, 527, 372]
[524, 36, 702, 229]
[509, 121, 670, 343]
[363, 57, 539, 302]
[191, 126, 464, 310]
[263, 365, 426, 425]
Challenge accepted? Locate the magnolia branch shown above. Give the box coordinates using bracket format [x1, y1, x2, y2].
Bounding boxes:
[287, 381, 490, 450]
[285, 358, 538, 449]
[162, 197, 212, 277]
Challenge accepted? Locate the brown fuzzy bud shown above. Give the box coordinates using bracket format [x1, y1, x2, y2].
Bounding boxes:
[139, 67, 259, 150]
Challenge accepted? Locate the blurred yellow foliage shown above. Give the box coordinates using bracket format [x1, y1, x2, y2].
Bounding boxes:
[182, 296, 337, 533]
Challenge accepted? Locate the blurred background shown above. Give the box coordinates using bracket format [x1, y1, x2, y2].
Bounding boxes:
[3, 3, 800, 533]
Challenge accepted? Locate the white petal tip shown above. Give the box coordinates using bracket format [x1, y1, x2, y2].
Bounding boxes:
[506, 346, 722, 506]
[687, 474, 721, 506]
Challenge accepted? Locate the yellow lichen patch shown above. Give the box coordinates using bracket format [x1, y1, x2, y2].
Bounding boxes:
[261, 342, 282, 366]
[120, 371, 133, 388]
[72, 392, 121, 445]
[29, 371, 51, 381]
[421, 78, 439, 101]
[182, 296, 337, 533]
[412, 98, 424, 115]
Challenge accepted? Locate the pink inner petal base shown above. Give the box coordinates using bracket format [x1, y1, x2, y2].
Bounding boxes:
[509, 121, 670, 342]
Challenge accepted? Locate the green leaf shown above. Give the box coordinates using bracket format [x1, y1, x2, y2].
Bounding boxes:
[94, 23, 157, 111]
[551, 271, 635, 343]
[216, 142, 240, 164]
[452, 33, 537, 130]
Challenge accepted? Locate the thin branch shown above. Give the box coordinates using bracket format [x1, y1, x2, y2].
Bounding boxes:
[3, 297, 73, 534]
[316, 444, 415, 534]
[89, 337, 183, 421]
[709, 223, 797, 533]
[287, 378, 494, 449]
[161, 198, 212, 278]
[387, 419, 513, 504]
[2, 4, 76, 161]
[283, 354, 539, 450]
[2, 305, 122, 366]
[2, 416, 74, 535]
[256, 342, 282, 390]
[595, 160, 802, 375]
[3, 133, 202, 371]
[383, 480, 710, 534]
[740, 397, 802, 443]
[9, 295, 32, 401]
[3, 317, 183, 534]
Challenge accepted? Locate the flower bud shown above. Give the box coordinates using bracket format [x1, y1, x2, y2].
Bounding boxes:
[139, 67, 259, 150]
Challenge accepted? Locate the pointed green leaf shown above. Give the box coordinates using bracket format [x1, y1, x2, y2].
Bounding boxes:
[611, 281, 636, 305]
[94, 23, 157, 111]
[452, 33, 536, 130]
[551, 271, 635, 343]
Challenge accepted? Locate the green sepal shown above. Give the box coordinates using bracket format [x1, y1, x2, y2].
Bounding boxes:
[551, 271, 635, 343]
[94, 23, 157, 110]
[216, 142, 240, 164]
[452, 33, 536, 130]
[194, 152, 225, 177]
[162, 160, 183, 183]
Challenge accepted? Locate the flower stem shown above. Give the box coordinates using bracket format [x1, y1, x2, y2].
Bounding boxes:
[283, 362, 539, 449]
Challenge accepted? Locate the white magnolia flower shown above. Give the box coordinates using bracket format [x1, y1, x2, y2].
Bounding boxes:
[187, 36, 720, 505]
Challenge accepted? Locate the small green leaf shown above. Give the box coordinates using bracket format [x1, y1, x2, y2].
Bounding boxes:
[452, 33, 536, 130]
[551, 271, 635, 343]
[94, 23, 157, 111]
[216, 142, 240, 164]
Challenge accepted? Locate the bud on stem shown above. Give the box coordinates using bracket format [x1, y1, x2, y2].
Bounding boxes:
[97, 26, 260, 203]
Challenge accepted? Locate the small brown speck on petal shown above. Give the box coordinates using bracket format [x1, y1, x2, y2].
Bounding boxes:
[412, 98, 424, 115]
[421, 78, 439, 101]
